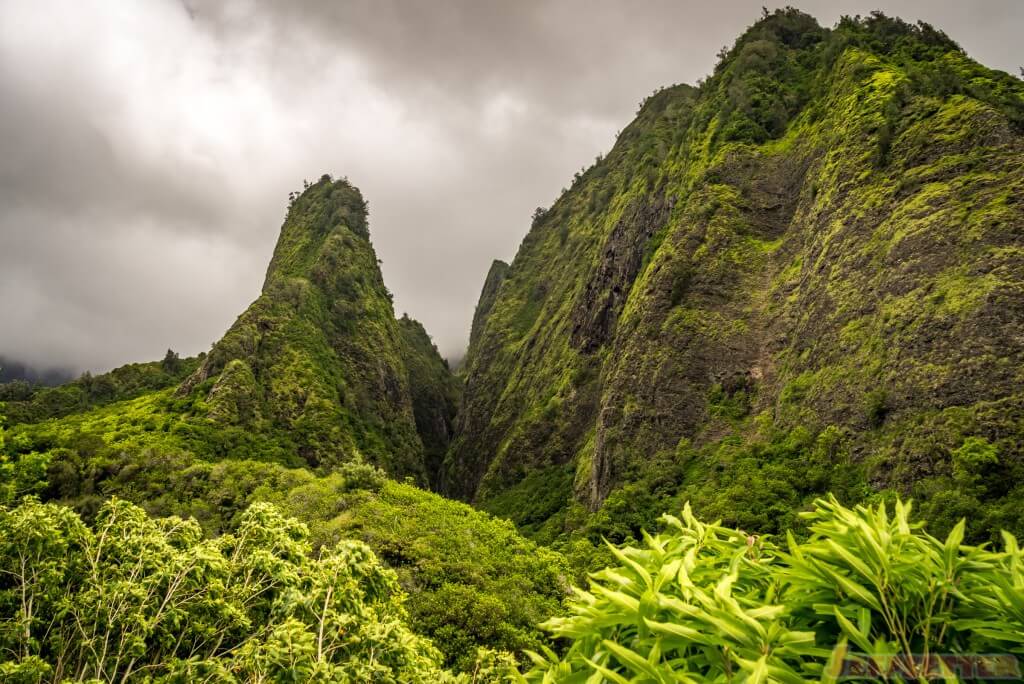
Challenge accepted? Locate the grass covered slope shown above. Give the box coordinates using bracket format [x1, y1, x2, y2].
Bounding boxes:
[0, 352, 200, 426]
[447, 10, 1024, 543]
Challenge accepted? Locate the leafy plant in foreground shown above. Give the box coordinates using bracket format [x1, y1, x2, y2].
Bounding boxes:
[521, 496, 1024, 682]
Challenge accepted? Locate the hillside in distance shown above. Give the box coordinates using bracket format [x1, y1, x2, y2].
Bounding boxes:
[445, 9, 1024, 543]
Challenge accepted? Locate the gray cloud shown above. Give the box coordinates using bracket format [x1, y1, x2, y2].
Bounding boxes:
[1, 0, 1021, 373]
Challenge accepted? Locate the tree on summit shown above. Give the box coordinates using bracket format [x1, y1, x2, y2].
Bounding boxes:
[161, 348, 181, 374]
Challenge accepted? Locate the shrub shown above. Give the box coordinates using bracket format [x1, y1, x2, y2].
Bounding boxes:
[521, 496, 1024, 681]
[864, 388, 889, 427]
[952, 436, 999, 486]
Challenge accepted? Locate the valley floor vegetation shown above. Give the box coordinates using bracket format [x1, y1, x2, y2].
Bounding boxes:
[2, 489, 1022, 682]
[3, 409, 1023, 682]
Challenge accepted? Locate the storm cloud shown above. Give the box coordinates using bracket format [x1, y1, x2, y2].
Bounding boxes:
[1, 0, 1021, 373]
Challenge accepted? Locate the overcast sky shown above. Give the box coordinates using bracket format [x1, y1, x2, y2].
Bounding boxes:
[1, 0, 1021, 374]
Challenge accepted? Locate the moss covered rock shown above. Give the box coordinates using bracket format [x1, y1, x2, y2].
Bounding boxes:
[448, 10, 1024, 542]
[179, 176, 457, 480]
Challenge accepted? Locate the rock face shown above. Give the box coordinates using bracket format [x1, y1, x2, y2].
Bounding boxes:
[181, 176, 457, 481]
[445, 11, 1024, 537]
[398, 315, 462, 488]
[570, 196, 671, 354]
[469, 260, 509, 351]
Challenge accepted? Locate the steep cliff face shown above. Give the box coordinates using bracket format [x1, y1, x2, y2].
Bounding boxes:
[447, 11, 1024, 539]
[181, 176, 457, 480]
[398, 315, 462, 487]
[468, 260, 510, 351]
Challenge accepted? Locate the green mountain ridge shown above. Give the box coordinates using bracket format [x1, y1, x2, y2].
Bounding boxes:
[445, 10, 1024, 543]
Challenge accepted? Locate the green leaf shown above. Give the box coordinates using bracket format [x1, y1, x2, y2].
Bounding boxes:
[601, 640, 663, 680]
[581, 656, 631, 684]
[823, 538, 876, 583]
[739, 655, 769, 684]
[832, 606, 874, 653]
[818, 564, 883, 612]
[644, 618, 708, 645]
[944, 519, 965, 573]
[820, 638, 848, 684]
[605, 540, 653, 590]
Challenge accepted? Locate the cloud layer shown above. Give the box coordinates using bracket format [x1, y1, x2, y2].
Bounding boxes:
[1, 0, 1021, 372]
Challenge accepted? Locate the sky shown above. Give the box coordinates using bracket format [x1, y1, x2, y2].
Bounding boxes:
[1, 0, 1021, 374]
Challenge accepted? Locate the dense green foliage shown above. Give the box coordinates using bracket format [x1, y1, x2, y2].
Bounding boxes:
[523, 497, 1024, 682]
[447, 8, 1024, 547]
[0, 497, 492, 682]
[397, 315, 463, 486]
[0, 498, 421, 682]
[0, 397, 567, 674]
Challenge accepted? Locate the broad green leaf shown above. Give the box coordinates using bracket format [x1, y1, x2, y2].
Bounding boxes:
[581, 655, 631, 684]
[602, 640, 664, 680]
[820, 638, 848, 684]
[738, 654, 769, 684]
[818, 564, 883, 612]
[832, 606, 874, 653]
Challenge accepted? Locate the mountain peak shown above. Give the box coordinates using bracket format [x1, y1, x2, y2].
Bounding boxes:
[179, 176, 456, 480]
[264, 175, 369, 288]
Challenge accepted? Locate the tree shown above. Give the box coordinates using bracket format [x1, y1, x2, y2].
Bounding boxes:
[0, 499, 467, 682]
[161, 348, 181, 374]
[0, 380, 32, 402]
[530, 206, 548, 227]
